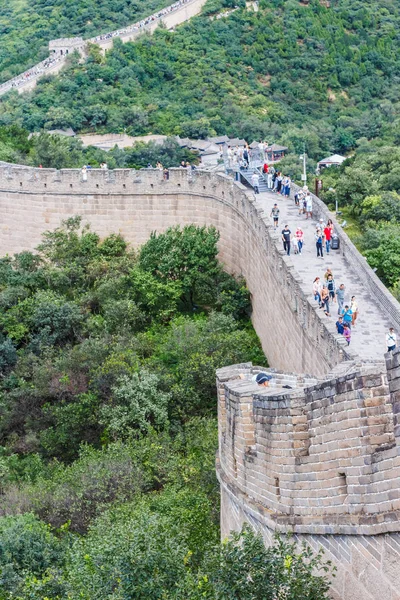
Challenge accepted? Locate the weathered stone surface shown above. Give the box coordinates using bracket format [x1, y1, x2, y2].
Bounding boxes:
[218, 355, 400, 600]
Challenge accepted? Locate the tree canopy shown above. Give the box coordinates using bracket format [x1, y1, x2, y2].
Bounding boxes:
[0, 220, 334, 598]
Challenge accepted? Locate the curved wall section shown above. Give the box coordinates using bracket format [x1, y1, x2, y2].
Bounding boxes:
[217, 359, 400, 600]
[0, 165, 349, 376]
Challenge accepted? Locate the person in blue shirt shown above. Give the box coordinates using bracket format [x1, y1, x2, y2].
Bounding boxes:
[341, 305, 353, 328]
[336, 316, 344, 334]
[315, 228, 323, 258]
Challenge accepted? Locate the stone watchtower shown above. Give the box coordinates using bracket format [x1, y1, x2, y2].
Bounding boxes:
[49, 37, 85, 57]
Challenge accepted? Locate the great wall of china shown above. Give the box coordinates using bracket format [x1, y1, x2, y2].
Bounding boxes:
[0, 0, 208, 97]
[1, 161, 400, 599]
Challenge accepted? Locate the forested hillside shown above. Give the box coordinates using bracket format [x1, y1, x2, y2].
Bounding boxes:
[1, 0, 400, 161]
[0, 221, 333, 598]
[0, 0, 171, 83]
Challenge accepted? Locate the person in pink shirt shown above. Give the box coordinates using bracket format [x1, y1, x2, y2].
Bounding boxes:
[295, 226, 304, 254]
[343, 324, 351, 345]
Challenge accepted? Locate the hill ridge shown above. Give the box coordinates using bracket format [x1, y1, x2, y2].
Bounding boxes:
[0, 0, 206, 97]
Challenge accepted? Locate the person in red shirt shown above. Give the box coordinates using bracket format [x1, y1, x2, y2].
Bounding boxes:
[324, 223, 333, 254]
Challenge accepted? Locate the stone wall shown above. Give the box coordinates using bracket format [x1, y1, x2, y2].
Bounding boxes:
[93, 0, 208, 51]
[217, 358, 400, 600]
[0, 164, 351, 375]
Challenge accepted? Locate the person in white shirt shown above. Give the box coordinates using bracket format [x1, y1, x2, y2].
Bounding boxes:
[386, 328, 397, 352]
[227, 146, 233, 168]
[305, 194, 313, 219]
[251, 172, 260, 194]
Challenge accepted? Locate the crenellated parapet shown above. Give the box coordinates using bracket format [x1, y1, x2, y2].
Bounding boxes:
[217, 358, 400, 599]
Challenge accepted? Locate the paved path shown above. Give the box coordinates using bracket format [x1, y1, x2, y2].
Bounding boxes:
[257, 189, 390, 361]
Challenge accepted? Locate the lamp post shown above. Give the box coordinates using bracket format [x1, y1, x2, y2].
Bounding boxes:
[299, 144, 307, 185]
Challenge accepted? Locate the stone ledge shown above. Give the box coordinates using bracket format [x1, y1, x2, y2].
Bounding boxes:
[217, 460, 400, 536]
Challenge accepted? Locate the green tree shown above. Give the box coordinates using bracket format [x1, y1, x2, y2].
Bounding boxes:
[139, 225, 221, 309]
[178, 527, 333, 599]
[100, 370, 171, 440]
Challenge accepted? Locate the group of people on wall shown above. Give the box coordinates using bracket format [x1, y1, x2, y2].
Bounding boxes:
[266, 183, 397, 355]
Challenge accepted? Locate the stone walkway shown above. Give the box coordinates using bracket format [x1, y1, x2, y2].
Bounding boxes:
[257, 189, 391, 362]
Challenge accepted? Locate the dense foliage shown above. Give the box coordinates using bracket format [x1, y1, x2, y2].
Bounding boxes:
[0, 0, 172, 83]
[1, 0, 400, 163]
[0, 125, 197, 169]
[0, 221, 333, 598]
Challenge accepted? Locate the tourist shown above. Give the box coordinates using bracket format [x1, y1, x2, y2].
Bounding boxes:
[321, 285, 330, 316]
[302, 195, 307, 216]
[336, 283, 345, 315]
[386, 328, 397, 352]
[240, 371, 273, 386]
[255, 372, 272, 387]
[317, 217, 326, 231]
[81, 166, 87, 182]
[227, 147, 233, 168]
[324, 268, 333, 281]
[350, 296, 359, 327]
[313, 277, 322, 305]
[336, 316, 344, 334]
[281, 224, 291, 256]
[267, 166, 274, 189]
[343, 323, 351, 345]
[324, 222, 332, 254]
[327, 274, 335, 303]
[283, 176, 291, 197]
[305, 193, 313, 219]
[258, 140, 265, 161]
[295, 226, 304, 254]
[315, 228, 324, 258]
[327, 218, 334, 234]
[243, 146, 249, 167]
[271, 168, 277, 190]
[270, 203, 280, 231]
[276, 172, 283, 194]
[251, 171, 260, 194]
[341, 305, 353, 328]
[163, 167, 169, 180]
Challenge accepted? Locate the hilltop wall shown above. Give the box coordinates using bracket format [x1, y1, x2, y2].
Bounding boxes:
[94, 0, 208, 51]
[0, 0, 207, 96]
[0, 164, 351, 376]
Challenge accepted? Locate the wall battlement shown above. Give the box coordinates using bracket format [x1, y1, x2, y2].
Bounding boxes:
[1, 163, 400, 598]
[217, 358, 400, 599]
